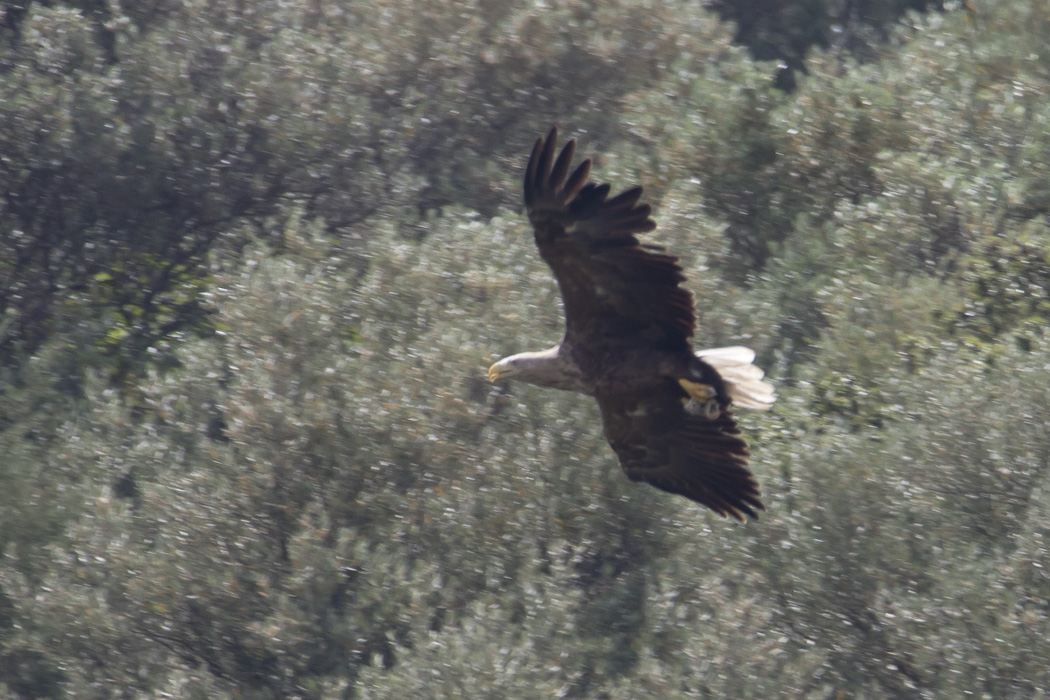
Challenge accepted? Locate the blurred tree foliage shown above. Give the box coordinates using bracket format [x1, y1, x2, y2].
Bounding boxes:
[707, 0, 948, 90]
[2, 0, 1050, 698]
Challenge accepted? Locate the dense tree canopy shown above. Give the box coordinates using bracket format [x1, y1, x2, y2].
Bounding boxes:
[2, 0, 1050, 698]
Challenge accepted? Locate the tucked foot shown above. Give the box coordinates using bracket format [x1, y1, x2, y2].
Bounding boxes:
[678, 378, 721, 420]
[678, 378, 717, 402]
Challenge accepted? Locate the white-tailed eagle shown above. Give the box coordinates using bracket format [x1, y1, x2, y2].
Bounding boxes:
[488, 128, 775, 520]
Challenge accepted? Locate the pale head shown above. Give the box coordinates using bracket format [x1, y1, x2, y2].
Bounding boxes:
[487, 346, 589, 393]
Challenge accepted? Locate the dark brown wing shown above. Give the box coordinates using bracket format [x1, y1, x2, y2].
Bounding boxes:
[596, 384, 763, 521]
[524, 127, 695, 351]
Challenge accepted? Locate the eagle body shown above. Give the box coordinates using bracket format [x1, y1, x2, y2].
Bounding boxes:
[489, 128, 774, 521]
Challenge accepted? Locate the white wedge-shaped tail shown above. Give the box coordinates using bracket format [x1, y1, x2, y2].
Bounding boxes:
[695, 346, 776, 410]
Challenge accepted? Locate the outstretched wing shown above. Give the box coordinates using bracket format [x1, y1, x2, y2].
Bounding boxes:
[524, 127, 695, 351]
[596, 384, 763, 521]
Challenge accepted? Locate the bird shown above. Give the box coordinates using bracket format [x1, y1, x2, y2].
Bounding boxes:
[488, 127, 775, 521]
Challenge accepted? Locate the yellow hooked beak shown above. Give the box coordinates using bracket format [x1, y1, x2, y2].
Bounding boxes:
[488, 363, 502, 383]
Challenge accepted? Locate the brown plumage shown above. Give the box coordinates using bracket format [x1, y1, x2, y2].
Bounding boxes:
[489, 128, 774, 521]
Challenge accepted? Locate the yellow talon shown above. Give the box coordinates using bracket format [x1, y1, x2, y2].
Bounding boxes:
[678, 378, 717, 402]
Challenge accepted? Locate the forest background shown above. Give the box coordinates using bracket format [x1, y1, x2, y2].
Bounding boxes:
[2, 0, 1050, 697]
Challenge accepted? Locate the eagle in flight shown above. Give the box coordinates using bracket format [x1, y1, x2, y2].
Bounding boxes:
[488, 128, 775, 521]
